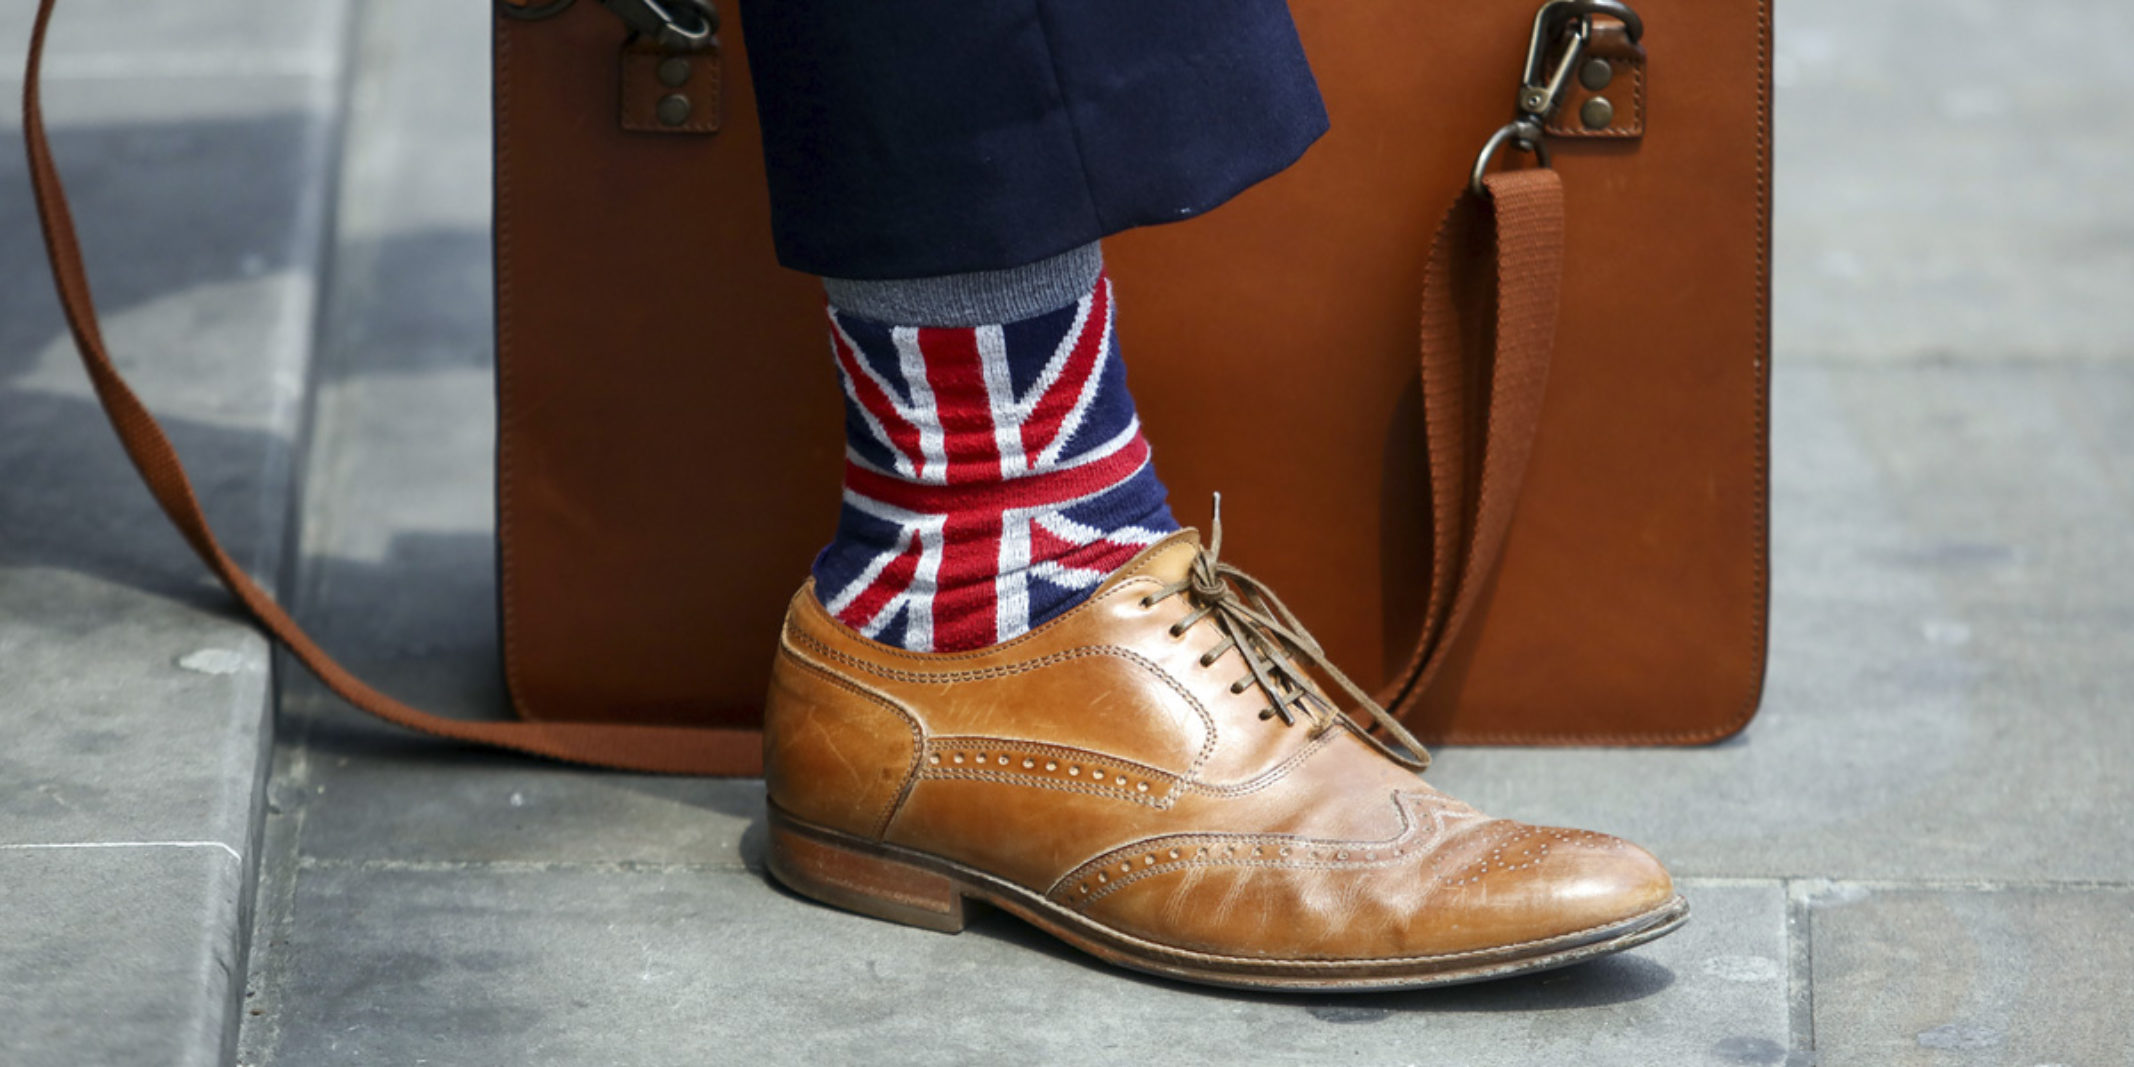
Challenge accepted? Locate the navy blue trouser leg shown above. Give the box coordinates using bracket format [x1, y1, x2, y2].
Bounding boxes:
[734, 0, 1329, 279]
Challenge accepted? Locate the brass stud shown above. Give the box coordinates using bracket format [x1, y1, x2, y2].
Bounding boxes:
[1579, 96, 1615, 130]
[656, 93, 693, 127]
[1578, 57, 1614, 92]
[657, 56, 693, 88]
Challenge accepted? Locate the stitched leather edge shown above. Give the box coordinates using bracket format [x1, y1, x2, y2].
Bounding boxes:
[787, 621, 1223, 782]
[776, 803, 1679, 970]
[774, 630, 928, 839]
[1415, 2, 1773, 748]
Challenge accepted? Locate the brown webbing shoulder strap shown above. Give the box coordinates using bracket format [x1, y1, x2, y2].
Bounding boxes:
[1389, 167, 1567, 711]
[21, 0, 762, 776]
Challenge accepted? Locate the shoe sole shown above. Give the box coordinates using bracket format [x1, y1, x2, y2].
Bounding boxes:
[766, 803, 1691, 993]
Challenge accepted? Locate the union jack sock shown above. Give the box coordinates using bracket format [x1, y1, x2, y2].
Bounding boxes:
[811, 267, 1181, 652]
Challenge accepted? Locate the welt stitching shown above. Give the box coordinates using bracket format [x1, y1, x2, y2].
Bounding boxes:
[1078, 902, 1666, 967]
[919, 769, 1171, 809]
[921, 735, 1183, 806]
[791, 631, 1222, 779]
[1075, 853, 1440, 908]
[1052, 792, 1425, 902]
[1071, 809, 1552, 911]
[1177, 728, 1337, 798]
[926, 736, 1180, 784]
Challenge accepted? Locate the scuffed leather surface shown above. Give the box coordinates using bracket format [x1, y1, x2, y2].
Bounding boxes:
[767, 533, 1675, 961]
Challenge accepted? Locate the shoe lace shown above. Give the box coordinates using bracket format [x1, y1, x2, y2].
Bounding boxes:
[1140, 497, 1433, 772]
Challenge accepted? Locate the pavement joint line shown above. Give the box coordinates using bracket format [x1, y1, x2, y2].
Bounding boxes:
[0, 840, 243, 864]
[1782, 878, 1818, 1061]
[1742, 876, 2134, 894]
[292, 855, 758, 876]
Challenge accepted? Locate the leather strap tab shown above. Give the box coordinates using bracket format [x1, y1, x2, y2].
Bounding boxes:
[620, 39, 723, 135]
[1389, 167, 1566, 714]
[20, 0, 762, 776]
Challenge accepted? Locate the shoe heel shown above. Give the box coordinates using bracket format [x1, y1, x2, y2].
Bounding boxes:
[767, 812, 968, 934]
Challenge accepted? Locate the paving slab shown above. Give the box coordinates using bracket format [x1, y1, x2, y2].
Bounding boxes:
[0, 846, 250, 1067]
[0, 3, 349, 1065]
[0, 70, 337, 850]
[1774, 0, 2134, 361]
[1806, 883, 2134, 1066]
[248, 865, 1789, 1067]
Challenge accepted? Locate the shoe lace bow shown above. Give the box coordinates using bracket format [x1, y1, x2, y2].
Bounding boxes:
[1141, 499, 1433, 772]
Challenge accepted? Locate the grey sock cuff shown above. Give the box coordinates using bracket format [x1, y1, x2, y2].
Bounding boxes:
[820, 240, 1104, 327]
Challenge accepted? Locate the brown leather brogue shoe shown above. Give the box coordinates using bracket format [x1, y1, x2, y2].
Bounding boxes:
[762, 526, 1687, 991]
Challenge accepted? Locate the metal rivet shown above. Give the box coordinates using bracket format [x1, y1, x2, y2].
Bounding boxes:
[1578, 57, 1614, 92]
[657, 56, 693, 87]
[1580, 96, 1615, 130]
[656, 93, 693, 127]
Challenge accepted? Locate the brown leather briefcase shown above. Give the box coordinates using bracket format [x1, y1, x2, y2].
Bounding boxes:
[23, 0, 1768, 774]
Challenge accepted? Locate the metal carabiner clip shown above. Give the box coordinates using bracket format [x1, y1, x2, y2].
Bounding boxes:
[599, 0, 720, 51]
[1470, 0, 1643, 195]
